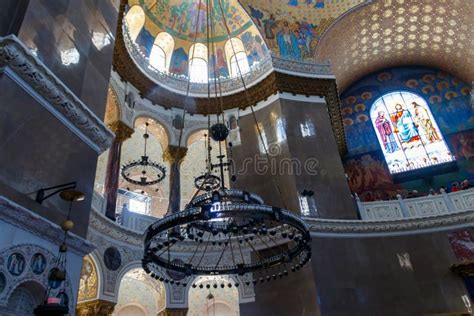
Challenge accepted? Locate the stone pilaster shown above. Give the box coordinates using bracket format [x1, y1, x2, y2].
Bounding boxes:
[76, 299, 116, 316]
[104, 120, 134, 220]
[162, 145, 188, 214]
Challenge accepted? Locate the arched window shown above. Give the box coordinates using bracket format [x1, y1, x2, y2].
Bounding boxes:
[188, 43, 208, 83]
[124, 5, 145, 41]
[225, 38, 250, 78]
[149, 32, 174, 72]
[370, 91, 454, 174]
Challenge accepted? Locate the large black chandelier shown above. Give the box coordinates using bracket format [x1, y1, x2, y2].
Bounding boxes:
[121, 122, 166, 186]
[143, 189, 311, 287]
[141, 0, 311, 288]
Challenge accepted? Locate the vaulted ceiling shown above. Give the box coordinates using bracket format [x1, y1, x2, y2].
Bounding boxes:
[315, 0, 474, 93]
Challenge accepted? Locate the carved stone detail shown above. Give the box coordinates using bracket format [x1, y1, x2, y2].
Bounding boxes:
[107, 121, 134, 143]
[0, 35, 114, 154]
[76, 299, 116, 316]
[157, 308, 188, 316]
[163, 145, 188, 164]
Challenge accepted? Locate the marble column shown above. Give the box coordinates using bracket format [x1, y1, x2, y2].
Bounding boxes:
[163, 145, 188, 213]
[104, 121, 134, 220]
[157, 308, 188, 316]
[76, 299, 116, 316]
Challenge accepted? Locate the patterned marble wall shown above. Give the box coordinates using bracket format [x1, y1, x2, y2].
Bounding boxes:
[17, 0, 120, 117]
[341, 66, 473, 199]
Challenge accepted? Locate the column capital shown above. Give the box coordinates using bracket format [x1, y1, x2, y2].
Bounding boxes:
[108, 120, 134, 143]
[76, 299, 116, 316]
[163, 145, 188, 164]
[157, 308, 188, 316]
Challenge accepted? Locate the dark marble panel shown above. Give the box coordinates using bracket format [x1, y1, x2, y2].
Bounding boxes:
[17, 0, 119, 118]
[311, 232, 470, 316]
[230, 99, 300, 211]
[240, 265, 320, 316]
[0, 75, 98, 237]
[280, 98, 356, 219]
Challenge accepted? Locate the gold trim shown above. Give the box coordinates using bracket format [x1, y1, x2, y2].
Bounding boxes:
[451, 261, 474, 277]
[163, 145, 188, 164]
[108, 120, 134, 143]
[76, 299, 116, 316]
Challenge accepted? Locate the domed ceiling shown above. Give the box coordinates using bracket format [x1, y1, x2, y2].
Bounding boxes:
[315, 0, 474, 92]
[122, 0, 272, 95]
[240, 0, 364, 62]
[134, 0, 255, 42]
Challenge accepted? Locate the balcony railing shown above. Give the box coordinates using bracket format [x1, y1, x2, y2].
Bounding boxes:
[356, 188, 474, 220]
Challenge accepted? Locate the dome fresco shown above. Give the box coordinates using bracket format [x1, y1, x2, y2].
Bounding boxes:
[123, 0, 272, 94]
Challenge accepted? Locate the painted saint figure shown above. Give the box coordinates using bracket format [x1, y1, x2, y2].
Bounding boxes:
[276, 21, 300, 60]
[391, 103, 419, 144]
[375, 111, 398, 153]
[412, 102, 440, 143]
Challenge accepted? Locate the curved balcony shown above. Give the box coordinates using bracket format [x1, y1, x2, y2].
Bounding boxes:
[91, 189, 474, 240]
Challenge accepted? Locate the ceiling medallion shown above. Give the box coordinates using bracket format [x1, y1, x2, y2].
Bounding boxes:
[121, 122, 166, 186]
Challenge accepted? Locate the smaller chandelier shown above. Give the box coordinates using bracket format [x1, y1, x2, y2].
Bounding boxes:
[121, 122, 166, 186]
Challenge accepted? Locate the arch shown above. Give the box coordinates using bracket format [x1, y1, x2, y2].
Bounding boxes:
[133, 116, 170, 149]
[188, 43, 208, 83]
[78, 254, 100, 302]
[115, 303, 147, 316]
[150, 32, 174, 72]
[370, 91, 454, 174]
[114, 261, 171, 304]
[6, 280, 44, 315]
[187, 275, 240, 316]
[124, 5, 145, 42]
[206, 300, 236, 316]
[115, 266, 166, 315]
[104, 86, 122, 125]
[224, 38, 249, 78]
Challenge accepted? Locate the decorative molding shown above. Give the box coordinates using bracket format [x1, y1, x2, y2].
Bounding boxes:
[163, 145, 188, 164]
[76, 299, 116, 316]
[0, 35, 114, 154]
[107, 120, 134, 143]
[305, 210, 474, 238]
[0, 196, 95, 256]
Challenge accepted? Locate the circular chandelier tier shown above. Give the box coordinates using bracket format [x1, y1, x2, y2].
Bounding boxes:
[194, 174, 221, 192]
[121, 155, 166, 186]
[121, 123, 166, 186]
[142, 189, 311, 285]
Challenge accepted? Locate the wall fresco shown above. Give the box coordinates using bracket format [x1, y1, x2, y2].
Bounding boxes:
[243, 0, 364, 61]
[341, 67, 473, 198]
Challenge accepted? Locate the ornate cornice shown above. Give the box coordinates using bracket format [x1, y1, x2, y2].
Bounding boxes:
[0, 35, 114, 154]
[0, 196, 95, 256]
[305, 210, 474, 237]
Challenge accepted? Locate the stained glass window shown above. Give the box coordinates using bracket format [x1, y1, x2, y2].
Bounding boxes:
[370, 91, 454, 174]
